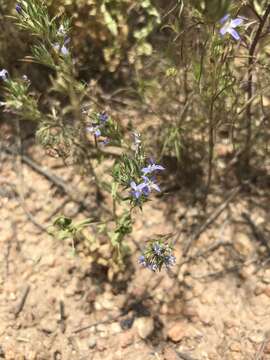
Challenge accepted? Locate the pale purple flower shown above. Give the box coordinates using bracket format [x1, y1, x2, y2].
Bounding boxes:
[139, 241, 176, 272]
[138, 255, 157, 271]
[130, 180, 150, 199]
[95, 128, 101, 137]
[0, 69, 8, 81]
[86, 126, 101, 137]
[101, 138, 110, 146]
[98, 112, 109, 123]
[164, 254, 176, 268]
[220, 14, 230, 24]
[138, 255, 147, 266]
[15, 3, 22, 14]
[220, 15, 244, 41]
[153, 242, 163, 256]
[141, 163, 165, 175]
[53, 38, 70, 56]
[60, 44, 69, 56]
[141, 176, 161, 193]
[86, 112, 110, 140]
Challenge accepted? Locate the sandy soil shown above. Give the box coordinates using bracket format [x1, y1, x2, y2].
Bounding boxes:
[1, 122, 270, 360]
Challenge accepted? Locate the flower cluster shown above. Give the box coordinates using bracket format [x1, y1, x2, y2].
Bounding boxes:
[130, 159, 164, 200]
[138, 240, 176, 272]
[16, 3, 70, 58]
[86, 111, 110, 145]
[53, 25, 70, 57]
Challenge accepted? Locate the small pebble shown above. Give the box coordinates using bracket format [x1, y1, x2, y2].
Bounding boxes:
[167, 322, 186, 343]
[133, 317, 154, 339]
[88, 338, 96, 349]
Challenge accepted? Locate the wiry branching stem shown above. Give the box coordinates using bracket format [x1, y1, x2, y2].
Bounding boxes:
[245, 4, 270, 168]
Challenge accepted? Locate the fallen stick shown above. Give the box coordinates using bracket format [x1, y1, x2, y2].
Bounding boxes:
[59, 300, 66, 333]
[242, 212, 270, 252]
[3, 146, 71, 193]
[73, 314, 120, 334]
[14, 285, 30, 318]
[2, 146, 94, 212]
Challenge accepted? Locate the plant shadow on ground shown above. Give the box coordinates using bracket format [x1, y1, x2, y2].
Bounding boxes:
[85, 257, 135, 295]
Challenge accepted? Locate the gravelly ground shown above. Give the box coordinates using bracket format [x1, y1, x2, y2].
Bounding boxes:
[1, 122, 270, 360]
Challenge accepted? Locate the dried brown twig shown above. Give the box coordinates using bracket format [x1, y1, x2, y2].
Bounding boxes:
[13, 122, 48, 233]
[183, 186, 241, 256]
[13, 285, 31, 318]
[242, 212, 270, 252]
[2, 145, 108, 216]
[58, 300, 66, 333]
[245, 4, 270, 167]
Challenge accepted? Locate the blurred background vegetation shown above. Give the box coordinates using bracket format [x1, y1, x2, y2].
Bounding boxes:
[1, 0, 162, 82]
[1, 0, 270, 195]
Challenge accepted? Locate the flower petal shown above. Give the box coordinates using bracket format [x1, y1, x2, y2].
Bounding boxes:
[228, 28, 241, 40]
[230, 18, 243, 28]
[139, 183, 150, 195]
[220, 14, 229, 24]
[130, 181, 137, 190]
[154, 165, 165, 171]
[134, 190, 141, 199]
[141, 167, 150, 174]
[151, 183, 161, 192]
[61, 45, 69, 56]
[220, 26, 227, 36]
[142, 175, 149, 182]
